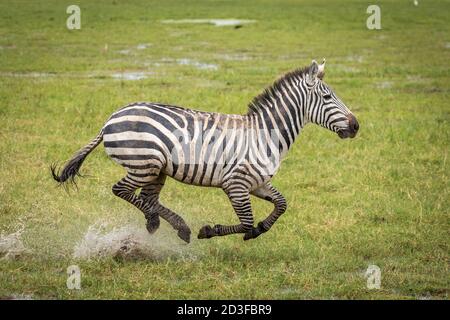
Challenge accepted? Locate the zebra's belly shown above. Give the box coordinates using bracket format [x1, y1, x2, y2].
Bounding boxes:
[162, 162, 225, 187]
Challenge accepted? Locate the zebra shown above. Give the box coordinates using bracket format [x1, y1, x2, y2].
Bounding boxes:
[51, 59, 359, 244]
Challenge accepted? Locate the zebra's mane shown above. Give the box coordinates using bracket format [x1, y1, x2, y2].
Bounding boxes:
[247, 65, 311, 115]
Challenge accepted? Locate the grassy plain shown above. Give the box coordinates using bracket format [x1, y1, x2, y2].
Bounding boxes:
[0, 0, 448, 299]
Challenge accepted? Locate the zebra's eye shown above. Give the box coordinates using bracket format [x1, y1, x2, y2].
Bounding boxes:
[323, 94, 332, 100]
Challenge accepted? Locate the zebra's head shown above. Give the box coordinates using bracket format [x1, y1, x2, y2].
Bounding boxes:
[304, 59, 359, 139]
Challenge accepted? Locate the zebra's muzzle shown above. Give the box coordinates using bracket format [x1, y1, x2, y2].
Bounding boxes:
[337, 114, 359, 139]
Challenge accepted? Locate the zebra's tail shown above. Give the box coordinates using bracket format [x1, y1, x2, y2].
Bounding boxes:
[51, 129, 104, 185]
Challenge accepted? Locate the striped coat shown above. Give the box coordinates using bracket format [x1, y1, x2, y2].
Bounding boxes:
[52, 60, 359, 243]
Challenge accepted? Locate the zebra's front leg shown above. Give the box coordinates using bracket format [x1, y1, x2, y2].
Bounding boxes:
[198, 183, 254, 239]
[244, 183, 287, 240]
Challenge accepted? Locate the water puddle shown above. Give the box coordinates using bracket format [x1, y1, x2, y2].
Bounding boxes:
[176, 58, 218, 70]
[161, 19, 256, 27]
[216, 53, 252, 61]
[111, 71, 153, 80]
[153, 57, 218, 71]
[0, 72, 56, 78]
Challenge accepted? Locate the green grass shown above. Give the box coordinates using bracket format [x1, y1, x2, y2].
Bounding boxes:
[0, 0, 449, 299]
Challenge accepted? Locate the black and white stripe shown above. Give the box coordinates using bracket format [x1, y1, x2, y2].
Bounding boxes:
[52, 59, 359, 243]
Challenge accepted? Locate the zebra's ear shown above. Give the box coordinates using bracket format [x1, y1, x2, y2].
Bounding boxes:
[317, 58, 326, 80]
[306, 60, 319, 85]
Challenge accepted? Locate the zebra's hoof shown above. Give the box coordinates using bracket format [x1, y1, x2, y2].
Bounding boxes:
[243, 229, 257, 241]
[243, 222, 266, 241]
[177, 227, 191, 243]
[146, 217, 160, 234]
[197, 225, 215, 239]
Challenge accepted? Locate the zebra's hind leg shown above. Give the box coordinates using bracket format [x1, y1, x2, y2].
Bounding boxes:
[112, 174, 160, 234]
[198, 182, 254, 239]
[244, 183, 287, 241]
[141, 174, 191, 243]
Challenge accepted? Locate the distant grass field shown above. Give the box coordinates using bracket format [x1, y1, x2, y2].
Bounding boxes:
[0, 0, 449, 299]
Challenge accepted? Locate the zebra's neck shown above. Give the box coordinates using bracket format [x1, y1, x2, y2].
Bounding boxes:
[246, 72, 307, 155]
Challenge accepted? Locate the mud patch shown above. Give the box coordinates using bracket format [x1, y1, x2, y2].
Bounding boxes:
[0, 225, 30, 260]
[73, 222, 197, 261]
